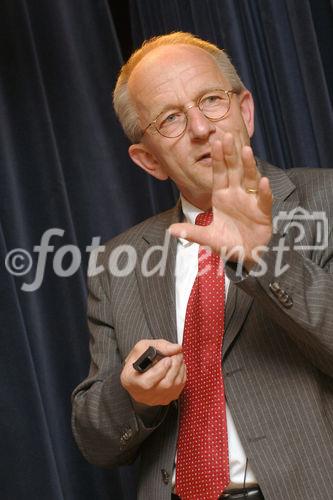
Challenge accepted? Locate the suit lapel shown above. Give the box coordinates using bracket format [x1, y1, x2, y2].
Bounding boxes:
[223, 159, 300, 358]
[135, 203, 181, 344]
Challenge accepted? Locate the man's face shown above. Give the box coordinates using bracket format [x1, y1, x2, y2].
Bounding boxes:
[128, 44, 254, 210]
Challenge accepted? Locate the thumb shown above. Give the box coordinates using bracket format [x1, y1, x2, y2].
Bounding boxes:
[149, 339, 182, 356]
[168, 223, 211, 247]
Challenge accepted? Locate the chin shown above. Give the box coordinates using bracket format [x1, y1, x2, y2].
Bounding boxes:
[193, 184, 213, 204]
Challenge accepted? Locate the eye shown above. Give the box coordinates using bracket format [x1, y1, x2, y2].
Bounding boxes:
[165, 113, 178, 123]
[207, 95, 221, 102]
[201, 94, 224, 107]
[159, 111, 183, 129]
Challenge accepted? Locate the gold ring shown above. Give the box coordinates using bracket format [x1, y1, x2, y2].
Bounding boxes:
[245, 187, 258, 194]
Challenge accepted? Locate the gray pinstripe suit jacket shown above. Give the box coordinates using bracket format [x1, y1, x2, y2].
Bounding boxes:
[72, 159, 333, 500]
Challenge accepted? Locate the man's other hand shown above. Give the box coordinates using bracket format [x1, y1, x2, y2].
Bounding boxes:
[120, 339, 186, 406]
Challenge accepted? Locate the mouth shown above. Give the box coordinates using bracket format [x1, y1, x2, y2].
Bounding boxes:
[196, 152, 212, 163]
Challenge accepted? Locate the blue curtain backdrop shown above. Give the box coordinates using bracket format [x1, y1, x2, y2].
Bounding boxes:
[0, 0, 332, 499]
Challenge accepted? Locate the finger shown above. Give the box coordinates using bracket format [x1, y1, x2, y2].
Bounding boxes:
[147, 339, 183, 357]
[211, 139, 228, 189]
[257, 177, 273, 216]
[158, 353, 184, 388]
[174, 362, 187, 387]
[168, 223, 214, 249]
[222, 133, 242, 187]
[242, 146, 260, 190]
[128, 339, 182, 363]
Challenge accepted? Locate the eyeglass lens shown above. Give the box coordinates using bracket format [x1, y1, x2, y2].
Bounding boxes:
[156, 90, 231, 138]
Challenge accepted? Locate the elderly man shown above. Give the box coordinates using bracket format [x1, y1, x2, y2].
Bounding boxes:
[72, 33, 333, 500]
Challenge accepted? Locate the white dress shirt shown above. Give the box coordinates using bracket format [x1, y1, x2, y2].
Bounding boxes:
[172, 196, 257, 490]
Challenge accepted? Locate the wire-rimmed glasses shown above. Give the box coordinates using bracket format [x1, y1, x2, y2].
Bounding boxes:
[141, 89, 237, 139]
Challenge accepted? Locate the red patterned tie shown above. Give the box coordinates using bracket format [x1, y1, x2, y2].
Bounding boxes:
[175, 210, 229, 500]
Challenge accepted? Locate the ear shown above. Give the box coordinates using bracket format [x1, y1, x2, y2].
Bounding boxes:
[128, 143, 168, 180]
[238, 90, 255, 138]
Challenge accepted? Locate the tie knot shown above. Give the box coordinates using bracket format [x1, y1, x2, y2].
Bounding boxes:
[195, 210, 213, 227]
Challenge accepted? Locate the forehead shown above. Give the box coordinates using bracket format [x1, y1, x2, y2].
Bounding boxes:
[128, 45, 230, 116]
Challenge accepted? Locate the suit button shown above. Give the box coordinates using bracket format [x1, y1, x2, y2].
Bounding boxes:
[161, 469, 170, 484]
[120, 427, 133, 445]
[124, 428, 133, 440]
[269, 281, 281, 294]
[282, 296, 293, 308]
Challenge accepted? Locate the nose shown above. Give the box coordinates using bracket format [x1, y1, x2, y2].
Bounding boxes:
[186, 106, 216, 140]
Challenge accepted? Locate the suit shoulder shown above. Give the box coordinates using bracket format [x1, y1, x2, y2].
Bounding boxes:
[285, 167, 333, 204]
[87, 206, 178, 284]
[286, 166, 333, 185]
[103, 205, 178, 249]
[257, 158, 333, 210]
[258, 157, 333, 188]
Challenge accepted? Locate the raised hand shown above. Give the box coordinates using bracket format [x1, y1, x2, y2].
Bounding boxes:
[169, 133, 273, 270]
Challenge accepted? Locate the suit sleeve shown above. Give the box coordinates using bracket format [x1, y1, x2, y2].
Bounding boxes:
[226, 200, 333, 379]
[71, 271, 168, 469]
